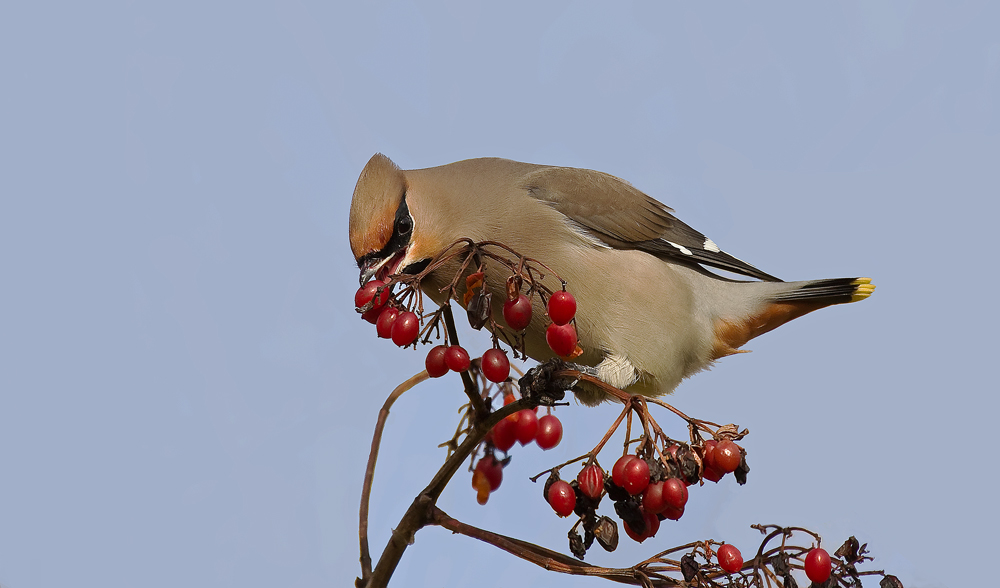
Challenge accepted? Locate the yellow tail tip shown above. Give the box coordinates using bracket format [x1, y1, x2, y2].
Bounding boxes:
[851, 278, 876, 302]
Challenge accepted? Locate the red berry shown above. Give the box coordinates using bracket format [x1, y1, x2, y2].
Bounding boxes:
[662, 504, 684, 520]
[425, 345, 449, 378]
[475, 455, 504, 491]
[361, 306, 382, 324]
[375, 307, 398, 338]
[535, 414, 563, 450]
[623, 509, 659, 543]
[547, 291, 577, 325]
[444, 345, 471, 372]
[643, 509, 660, 539]
[355, 280, 390, 310]
[577, 464, 604, 499]
[714, 440, 741, 473]
[514, 409, 538, 445]
[612, 455, 638, 488]
[804, 548, 832, 583]
[390, 311, 420, 346]
[481, 348, 510, 383]
[662, 478, 688, 510]
[702, 466, 724, 483]
[623, 518, 645, 543]
[703, 440, 718, 468]
[702, 440, 725, 482]
[491, 418, 517, 452]
[545, 322, 578, 357]
[503, 294, 532, 331]
[717, 543, 743, 573]
[622, 458, 650, 495]
[547, 480, 576, 517]
[642, 481, 667, 514]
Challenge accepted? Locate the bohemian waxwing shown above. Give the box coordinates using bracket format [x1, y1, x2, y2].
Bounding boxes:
[349, 154, 874, 405]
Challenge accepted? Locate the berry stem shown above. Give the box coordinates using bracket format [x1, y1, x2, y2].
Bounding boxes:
[527, 453, 591, 483]
[441, 304, 489, 419]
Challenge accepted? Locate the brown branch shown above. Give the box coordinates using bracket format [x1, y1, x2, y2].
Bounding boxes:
[428, 506, 673, 586]
[362, 397, 532, 588]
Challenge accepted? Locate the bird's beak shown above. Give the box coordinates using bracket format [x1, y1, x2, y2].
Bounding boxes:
[358, 246, 411, 285]
[359, 257, 385, 285]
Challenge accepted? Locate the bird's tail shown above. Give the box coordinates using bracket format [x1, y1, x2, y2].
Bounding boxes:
[710, 277, 874, 359]
[770, 276, 876, 305]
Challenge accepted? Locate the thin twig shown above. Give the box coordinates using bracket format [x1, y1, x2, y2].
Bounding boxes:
[441, 305, 488, 418]
[358, 370, 430, 585]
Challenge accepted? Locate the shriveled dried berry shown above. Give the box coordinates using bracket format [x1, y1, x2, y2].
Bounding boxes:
[466, 287, 491, 330]
[568, 528, 586, 560]
[681, 554, 700, 582]
[593, 516, 618, 552]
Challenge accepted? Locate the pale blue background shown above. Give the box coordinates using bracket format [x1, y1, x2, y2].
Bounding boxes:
[2, 2, 996, 587]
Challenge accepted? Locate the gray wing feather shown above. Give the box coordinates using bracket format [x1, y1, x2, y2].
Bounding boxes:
[523, 166, 782, 282]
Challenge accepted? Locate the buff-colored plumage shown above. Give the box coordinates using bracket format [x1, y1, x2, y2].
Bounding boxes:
[349, 154, 873, 404]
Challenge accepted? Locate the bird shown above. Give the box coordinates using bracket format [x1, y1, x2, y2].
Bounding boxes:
[349, 154, 874, 405]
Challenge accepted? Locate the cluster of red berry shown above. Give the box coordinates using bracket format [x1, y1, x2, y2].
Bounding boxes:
[355, 279, 422, 345]
[472, 395, 565, 505]
[536, 432, 748, 559]
[503, 286, 579, 357]
[489, 394, 563, 452]
[356, 278, 582, 367]
[355, 279, 510, 381]
[701, 438, 743, 482]
[355, 276, 579, 508]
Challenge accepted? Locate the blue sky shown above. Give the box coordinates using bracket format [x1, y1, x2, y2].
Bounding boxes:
[1, 2, 997, 587]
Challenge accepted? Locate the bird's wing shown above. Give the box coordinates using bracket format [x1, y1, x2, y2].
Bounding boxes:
[522, 166, 781, 282]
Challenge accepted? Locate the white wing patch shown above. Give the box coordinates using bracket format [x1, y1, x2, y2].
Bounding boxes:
[703, 237, 721, 252]
[666, 241, 693, 255]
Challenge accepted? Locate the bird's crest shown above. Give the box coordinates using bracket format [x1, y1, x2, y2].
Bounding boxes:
[349, 153, 406, 260]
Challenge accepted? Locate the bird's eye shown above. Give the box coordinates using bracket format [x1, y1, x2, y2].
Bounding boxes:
[398, 216, 412, 235]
